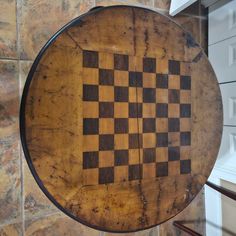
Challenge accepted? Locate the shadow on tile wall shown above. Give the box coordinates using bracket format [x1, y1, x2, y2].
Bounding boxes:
[0, 0, 207, 235]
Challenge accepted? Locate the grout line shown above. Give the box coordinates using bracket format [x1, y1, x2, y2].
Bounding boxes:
[152, 0, 155, 8]
[19, 62, 25, 236]
[157, 225, 160, 236]
[16, 0, 20, 61]
[16, 0, 25, 236]
[24, 209, 62, 224]
[224, 125, 236, 127]
[15, 0, 25, 235]
[20, 146, 25, 236]
[0, 57, 33, 62]
[99, 231, 105, 236]
[0, 219, 23, 228]
[21, 211, 58, 227]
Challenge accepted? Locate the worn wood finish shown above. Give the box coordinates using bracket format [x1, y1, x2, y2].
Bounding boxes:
[21, 6, 223, 232]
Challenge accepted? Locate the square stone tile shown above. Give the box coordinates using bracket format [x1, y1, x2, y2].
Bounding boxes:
[0, 0, 17, 58]
[0, 222, 22, 236]
[19, 0, 95, 60]
[24, 213, 100, 236]
[0, 60, 21, 224]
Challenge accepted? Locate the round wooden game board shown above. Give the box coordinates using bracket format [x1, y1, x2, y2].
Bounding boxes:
[20, 5, 223, 232]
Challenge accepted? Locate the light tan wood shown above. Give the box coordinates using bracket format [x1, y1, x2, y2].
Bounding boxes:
[22, 6, 223, 232]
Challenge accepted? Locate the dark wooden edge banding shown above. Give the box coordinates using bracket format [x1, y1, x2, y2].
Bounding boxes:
[173, 221, 202, 236]
[206, 181, 236, 201]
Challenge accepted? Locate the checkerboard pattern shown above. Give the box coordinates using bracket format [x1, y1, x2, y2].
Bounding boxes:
[82, 50, 192, 185]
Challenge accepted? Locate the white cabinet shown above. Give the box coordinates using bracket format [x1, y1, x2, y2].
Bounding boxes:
[209, 36, 236, 83]
[220, 83, 236, 126]
[209, 0, 236, 125]
[217, 126, 236, 163]
[214, 126, 236, 182]
[209, 0, 236, 45]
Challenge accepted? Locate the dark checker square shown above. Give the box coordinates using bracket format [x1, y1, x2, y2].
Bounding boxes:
[180, 160, 191, 174]
[169, 89, 180, 103]
[180, 104, 191, 117]
[129, 133, 141, 149]
[114, 150, 128, 166]
[114, 54, 129, 71]
[180, 132, 191, 146]
[99, 69, 114, 85]
[115, 118, 128, 134]
[143, 57, 156, 73]
[83, 84, 98, 101]
[143, 88, 156, 103]
[83, 50, 98, 68]
[129, 72, 143, 87]
[143, 118, 156, 133]
[143, 148, 156, 163]
[180, 76, 191, 90]
[169, 60, 180, 75]
[156, 162, 168, 177]
[99, 167, 114, 184]
[156, 103, 168, 117]
[168, 147, 180, 161]
[168, 118, 180, 132]
[156, 133, 168, 147]
[156, 74, 168, 88]
[115, 86, 128, 102]
[129, 103, 142, 118]
[129, 164, 142, 181]
[99, 134, 114, 150]
[83, 118, 99, 135]
[99, 102, 114, 118]
[83, 152, 98, 169]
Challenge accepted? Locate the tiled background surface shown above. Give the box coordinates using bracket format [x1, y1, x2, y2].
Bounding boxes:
[0, 0, 207, 235]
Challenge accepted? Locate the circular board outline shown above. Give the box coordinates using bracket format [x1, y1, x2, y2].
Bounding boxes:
[19, 5, 222, 233]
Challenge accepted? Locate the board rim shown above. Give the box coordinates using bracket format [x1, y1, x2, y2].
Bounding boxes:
[19, 4, 222, 233]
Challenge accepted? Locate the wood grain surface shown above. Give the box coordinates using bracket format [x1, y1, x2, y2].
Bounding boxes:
[21, 5, 223, 232]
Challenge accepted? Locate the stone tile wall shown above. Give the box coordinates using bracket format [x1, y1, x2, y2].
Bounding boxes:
[0, 0, 207, 235]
